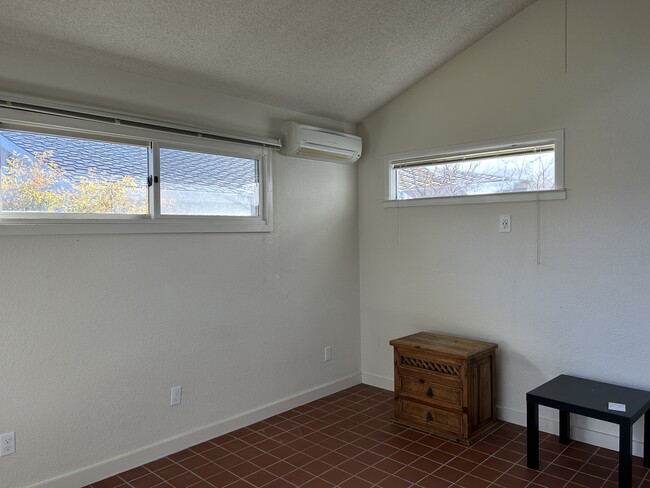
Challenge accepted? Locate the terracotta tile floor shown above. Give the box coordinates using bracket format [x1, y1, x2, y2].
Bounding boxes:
[85, 384, 650, 488]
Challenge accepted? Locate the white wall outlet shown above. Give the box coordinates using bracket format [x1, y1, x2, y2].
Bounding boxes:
[324, 346, 332, 362]
[1, 432, 15, 456]
[499, 215, 511, 233]
[170, 385, 182, 406]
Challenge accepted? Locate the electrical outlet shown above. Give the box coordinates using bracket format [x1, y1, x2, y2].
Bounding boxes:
[170, 385, 182, 406]
[324, 346, 332, 362]
[499, 215, 511, 233]
[1, 432, 15, 456]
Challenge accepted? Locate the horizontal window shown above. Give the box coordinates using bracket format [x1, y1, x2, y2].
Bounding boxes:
[0, 108, 273, 234]
[384, 130, 566, 207]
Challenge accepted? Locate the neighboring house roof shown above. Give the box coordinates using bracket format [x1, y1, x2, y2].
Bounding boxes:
[0, 130, 257, 194]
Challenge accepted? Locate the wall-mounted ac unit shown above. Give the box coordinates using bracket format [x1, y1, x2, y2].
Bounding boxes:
[281, 121, 362, 164]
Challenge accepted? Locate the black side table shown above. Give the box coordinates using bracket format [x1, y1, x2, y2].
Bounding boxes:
[526, 375, 650, 488]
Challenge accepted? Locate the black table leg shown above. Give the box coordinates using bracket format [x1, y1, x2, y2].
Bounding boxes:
[527, 400, 539, 469]
[619, 422, 632, 488]
[643, 410, 650, 468]
[559, 410, 570, 444]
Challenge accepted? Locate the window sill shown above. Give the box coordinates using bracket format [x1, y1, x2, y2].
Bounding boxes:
[383, 189, 566, 208]
[0, 217, 272, 235]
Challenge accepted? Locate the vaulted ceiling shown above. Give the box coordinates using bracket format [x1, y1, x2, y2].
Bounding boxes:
[0, 0, 536, 122]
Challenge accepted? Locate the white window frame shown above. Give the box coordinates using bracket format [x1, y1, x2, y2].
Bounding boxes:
[0, 107, 273, 235]
[384, 130, 566, 207]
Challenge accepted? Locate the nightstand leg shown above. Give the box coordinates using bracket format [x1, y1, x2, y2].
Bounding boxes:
[559, 410, 570, 444]
[527, 401, 539, 469]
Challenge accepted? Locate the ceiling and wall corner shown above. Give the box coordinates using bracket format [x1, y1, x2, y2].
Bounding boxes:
[0, 0, 535, 123]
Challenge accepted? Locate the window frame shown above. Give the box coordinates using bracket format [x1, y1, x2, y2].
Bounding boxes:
[384, 130, 566, 207]
[0, 107, 273, 234]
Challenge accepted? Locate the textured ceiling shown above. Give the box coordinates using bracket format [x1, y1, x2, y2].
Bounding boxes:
[0, 0, 536, 122]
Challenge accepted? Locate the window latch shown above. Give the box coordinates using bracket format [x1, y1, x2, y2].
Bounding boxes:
[147, 176, 159, 187]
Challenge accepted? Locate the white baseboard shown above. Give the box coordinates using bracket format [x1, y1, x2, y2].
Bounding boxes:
[30, 373, 361, 488]
[361, 372, 392, 391]
[498, 406, 645, 457]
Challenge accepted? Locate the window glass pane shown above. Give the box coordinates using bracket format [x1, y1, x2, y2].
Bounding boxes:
[159, 147, 259, 216]
[394, 149, 555, 200]
[0, 129, 148, 214]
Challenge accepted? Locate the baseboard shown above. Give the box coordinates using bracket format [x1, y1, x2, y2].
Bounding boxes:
[361, 372, 392, 391]
[29, 373, 362, 488]
[497, 406, 645, 457]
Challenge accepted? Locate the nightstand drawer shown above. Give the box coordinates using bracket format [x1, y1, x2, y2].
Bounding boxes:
[396, 398, 463, 435]
[397, 373, 462, 407]
[397, 352, 462, 387]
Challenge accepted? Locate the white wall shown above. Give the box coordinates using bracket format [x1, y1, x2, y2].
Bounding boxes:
[359, 0, 650, 453]
[0, 48, 360, 488]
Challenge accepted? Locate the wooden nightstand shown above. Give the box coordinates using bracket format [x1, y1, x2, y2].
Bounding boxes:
[389, 331, 498, 445]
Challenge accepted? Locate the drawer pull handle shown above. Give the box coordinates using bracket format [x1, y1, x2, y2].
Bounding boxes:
[418, 378, 425, 384]
[426, 411, 433, 422]
[426, 387, 433, 397]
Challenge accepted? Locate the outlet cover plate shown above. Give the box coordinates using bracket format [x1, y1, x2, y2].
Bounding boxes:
[499, 215, 511, 233]
[324, 346, 332, 362]
[170, 386, 182, 406]
[1, 432, 16, 456]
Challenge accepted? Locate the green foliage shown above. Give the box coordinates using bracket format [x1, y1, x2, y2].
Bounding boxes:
[2, 150, 147, 214]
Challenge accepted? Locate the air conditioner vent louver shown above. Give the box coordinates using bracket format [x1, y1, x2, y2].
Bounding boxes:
[281, 121, 362, 164]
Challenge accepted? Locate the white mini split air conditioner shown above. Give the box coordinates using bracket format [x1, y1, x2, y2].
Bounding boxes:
[281, 121, 362, 164]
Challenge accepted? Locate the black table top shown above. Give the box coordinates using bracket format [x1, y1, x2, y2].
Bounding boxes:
[527, 375, 650, 422]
